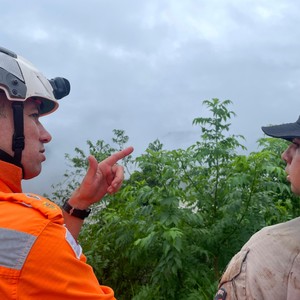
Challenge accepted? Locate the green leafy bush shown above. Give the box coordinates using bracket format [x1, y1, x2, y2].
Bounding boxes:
[51, 99, 297, 299]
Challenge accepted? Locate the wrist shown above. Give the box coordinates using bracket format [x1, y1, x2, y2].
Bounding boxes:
[67, 195, 91, 210]
[62, 200, 91, 220]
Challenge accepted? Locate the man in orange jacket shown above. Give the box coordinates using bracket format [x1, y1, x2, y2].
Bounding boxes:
[0, 46, 133, 299]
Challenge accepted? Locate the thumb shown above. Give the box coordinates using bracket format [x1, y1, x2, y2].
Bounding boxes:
[82, 155, 98, 185]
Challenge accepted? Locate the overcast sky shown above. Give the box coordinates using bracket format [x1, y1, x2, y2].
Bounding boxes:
[1, 0, 300, 195]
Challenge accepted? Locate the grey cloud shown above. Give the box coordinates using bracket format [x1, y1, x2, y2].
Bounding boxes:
[0, 0, 297, 195]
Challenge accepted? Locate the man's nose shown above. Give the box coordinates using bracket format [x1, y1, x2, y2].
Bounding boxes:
[39, 124, 52, 143]
[281, 148, 290, 163]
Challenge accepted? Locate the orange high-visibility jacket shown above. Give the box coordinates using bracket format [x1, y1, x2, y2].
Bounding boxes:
[0, 160, 116, 300]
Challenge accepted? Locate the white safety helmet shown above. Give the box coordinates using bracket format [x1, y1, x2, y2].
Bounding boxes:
[0, 46, 70, 173]
[0, 46, 70, 115]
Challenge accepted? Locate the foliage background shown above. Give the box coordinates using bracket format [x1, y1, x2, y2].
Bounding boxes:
[50, 99, 299, 300]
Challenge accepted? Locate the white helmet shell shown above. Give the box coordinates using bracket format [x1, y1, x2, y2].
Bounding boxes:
[0, 46, 70, 116]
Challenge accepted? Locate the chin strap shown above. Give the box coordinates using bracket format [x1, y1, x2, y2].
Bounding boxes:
[0, 102, 25, 177]
[0, 101, 26, 177]
[0, 149, 24, 176]
[0, 149, 22, 167]
[11, 102, 25, 165]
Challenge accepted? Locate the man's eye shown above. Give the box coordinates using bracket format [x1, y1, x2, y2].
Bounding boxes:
[31, 113, 40, 119]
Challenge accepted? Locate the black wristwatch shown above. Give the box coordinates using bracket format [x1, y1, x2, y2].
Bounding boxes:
[62, 201, 91, 220]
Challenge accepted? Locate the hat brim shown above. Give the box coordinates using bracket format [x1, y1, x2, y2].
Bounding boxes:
[262, 121, 300, 142]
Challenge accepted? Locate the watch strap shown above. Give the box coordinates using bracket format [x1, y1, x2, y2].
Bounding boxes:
[62, 201, 91, 220]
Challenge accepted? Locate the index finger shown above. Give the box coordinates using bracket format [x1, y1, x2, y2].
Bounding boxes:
[103, 146, 134, 166]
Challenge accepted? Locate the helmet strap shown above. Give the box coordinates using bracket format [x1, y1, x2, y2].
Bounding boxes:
[0, 149, 23, 171]
[11, 102, 25, 165]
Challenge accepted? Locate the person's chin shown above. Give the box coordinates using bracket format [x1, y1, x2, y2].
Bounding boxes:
[23, 165, 42, 180]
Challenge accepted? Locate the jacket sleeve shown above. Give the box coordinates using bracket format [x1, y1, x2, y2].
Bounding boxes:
[18, 220, 116, 300]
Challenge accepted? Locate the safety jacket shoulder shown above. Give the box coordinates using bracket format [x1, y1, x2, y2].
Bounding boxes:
[0, 161, 115, 300]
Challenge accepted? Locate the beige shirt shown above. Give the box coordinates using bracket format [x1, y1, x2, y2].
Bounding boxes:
[216, 217, 300, 299]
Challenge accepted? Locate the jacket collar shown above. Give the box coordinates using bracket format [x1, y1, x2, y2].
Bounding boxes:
[0, 160, 22, 193]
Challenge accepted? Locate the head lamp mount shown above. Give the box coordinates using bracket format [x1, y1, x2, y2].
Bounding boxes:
[49, 77, 70, 100]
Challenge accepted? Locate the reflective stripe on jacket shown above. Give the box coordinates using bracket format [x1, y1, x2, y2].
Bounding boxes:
[0, 161, 115, 300]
